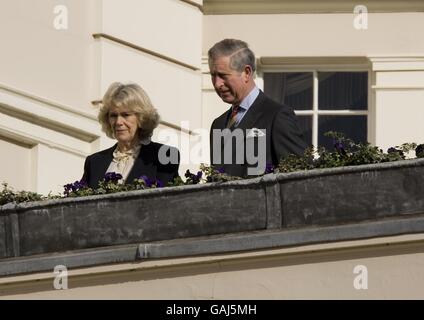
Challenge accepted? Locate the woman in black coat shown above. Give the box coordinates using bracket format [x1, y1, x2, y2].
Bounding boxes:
[82, 82, 180, 188]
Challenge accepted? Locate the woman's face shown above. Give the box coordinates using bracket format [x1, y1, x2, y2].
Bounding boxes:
[108, 105, 140, 145]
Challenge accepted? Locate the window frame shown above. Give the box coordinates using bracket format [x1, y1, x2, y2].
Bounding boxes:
[257, 62, 374, 148]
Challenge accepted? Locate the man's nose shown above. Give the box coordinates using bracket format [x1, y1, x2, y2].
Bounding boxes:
[213, 76, 224, 89]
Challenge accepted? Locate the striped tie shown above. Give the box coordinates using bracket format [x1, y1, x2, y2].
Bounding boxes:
[227, 105, 240, 128]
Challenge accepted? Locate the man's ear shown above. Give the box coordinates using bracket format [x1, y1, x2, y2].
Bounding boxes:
[243, 65, 253, 82]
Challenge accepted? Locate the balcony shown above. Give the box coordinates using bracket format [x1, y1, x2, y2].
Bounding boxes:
[1, 158, 424, 298]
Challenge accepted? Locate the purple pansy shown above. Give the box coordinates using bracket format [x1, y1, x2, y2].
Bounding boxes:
[265, 163, 275, 174]
[63, 179, 88, 196]
[104, 172, 123, 183]
[334, 140, 347, 155]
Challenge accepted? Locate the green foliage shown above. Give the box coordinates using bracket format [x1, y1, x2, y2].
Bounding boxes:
[64, 174, 164, 198]
[167, 164, 241, 187]
[96, 179, 129, 195]
[278, 148, 316, 173]
[0, 183, 44, 206]
[200, 164, 242, 183]
[1, 132, 423, 206]
[278, 131, 419, 173]
[167, 176, 185, 187]
[415, 144, 424, 158]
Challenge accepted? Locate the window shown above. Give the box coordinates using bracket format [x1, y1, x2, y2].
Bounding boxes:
[264, 71, 368, 150]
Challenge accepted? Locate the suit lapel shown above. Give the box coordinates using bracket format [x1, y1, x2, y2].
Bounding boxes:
[126, 142, 157, 183]
[218, 108, 232, 129]
[92, 145, 115, 184]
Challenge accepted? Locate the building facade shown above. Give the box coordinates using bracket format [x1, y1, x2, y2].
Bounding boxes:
[1, 0, 424, 300]
[1, 0, 423, 194]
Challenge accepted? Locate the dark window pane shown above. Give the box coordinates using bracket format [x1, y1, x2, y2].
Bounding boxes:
[295, 115, 313, 147]
[318, 72, 368, 110]
[318, 116, 367, 150]
[264, 72, 313, 110]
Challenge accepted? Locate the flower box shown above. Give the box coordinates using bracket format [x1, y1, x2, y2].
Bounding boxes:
[1, 158, 423, 259]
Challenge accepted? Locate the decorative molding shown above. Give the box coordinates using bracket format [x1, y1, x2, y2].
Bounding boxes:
[160, 120, 197, 136]
[295, 110, 368, 116]
[0, 129, 36, 149]
[0, 83, 103, 157]
[0, 103, 99, 143]
[0, 121, 90, 158]
[368, 56, 424, 71]
[92, 33, 200, 72]
[0, 82, 97, 120]
[257, 56, 424, 72]
[260, 57, 370, 66]
[258, 57, 370, 71]
[201, 56, 210, 73]
[372, 85, 424, 90]
[2, 232, 424, 287]
[201, 56, 215, 91]
[0, 133, 34, 149]
[203, 0, 424, 15]
[0, 83, 101, 143]
[179, 0, 203, 12]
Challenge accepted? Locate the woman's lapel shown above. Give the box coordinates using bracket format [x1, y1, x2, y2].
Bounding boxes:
[91, 145, 115, 185]
[126, 142, 157, 183]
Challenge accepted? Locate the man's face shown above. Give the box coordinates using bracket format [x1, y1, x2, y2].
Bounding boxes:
[209, 55, 250, 105]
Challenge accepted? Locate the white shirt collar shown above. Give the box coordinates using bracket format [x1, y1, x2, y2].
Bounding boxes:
[238, 86, 260, 112]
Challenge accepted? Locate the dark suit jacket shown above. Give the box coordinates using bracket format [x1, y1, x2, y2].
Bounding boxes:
[82, 141, 180, 189]
[210, 90, 307, 177]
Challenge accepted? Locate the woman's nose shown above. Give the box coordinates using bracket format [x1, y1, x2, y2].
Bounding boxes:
[115, 115, 124, 125]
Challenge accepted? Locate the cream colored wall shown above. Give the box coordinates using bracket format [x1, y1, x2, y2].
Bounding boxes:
[100, 41, 201, 128]
[99, 0, 203, 173]
[190, 0, 203, 6]
[370, 59, 424, 150]
[100, 0, 203, 129]
[0, 138, 31, 191]
[102, 0, 202, 68]
[0, 0, 102, 111]
[1, 233, 424, 299]
[203, 13, 424, 57]
[30, 144, 87, 195]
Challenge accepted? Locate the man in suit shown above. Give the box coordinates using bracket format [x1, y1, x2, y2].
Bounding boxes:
[208, 39, 307, 177]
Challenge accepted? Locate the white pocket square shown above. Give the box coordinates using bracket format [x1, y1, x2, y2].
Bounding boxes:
[246, 128, 266, 138]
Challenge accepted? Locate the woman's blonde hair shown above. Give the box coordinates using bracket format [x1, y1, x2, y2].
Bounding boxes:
[98, 82, 160, 140]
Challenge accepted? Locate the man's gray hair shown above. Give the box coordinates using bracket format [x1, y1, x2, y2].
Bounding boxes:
[208, 39, 256, 72]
